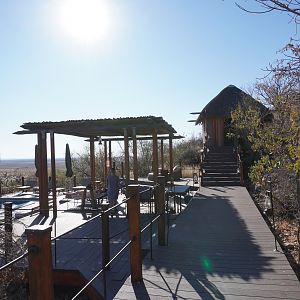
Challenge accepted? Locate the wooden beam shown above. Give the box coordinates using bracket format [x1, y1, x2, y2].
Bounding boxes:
[127, 185, 142, 282]
[169, 133, 174, 184]
[38, 131, 49, 216]
[108, 140, 112, 169]
[104, 141, 108, 186]
[152, 129, 158, 182]
[124, 128, 130, 186]
[157, 176, 166, 246]
[132, 128, 138, 183]
[90, 139, 96, 189]
[50, 132, 57, 218]
[160, 139, 164, 170]
[26, 225, 54, 300]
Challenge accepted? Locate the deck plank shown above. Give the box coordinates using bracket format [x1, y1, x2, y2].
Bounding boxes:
[115, 186, 300, 300]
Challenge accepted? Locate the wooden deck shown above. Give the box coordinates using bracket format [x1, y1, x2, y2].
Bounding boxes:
[115, 186, 300, 300]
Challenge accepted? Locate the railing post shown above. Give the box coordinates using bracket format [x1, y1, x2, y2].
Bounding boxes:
[4, 202, 13, 264]
[157, 176, 166, 246]
[26, 225, 54, 300]
[102, 211, 110, 269]
[127, 185, 142, 282]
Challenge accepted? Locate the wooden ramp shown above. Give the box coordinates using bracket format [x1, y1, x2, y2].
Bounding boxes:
[115, 186, 300, 300]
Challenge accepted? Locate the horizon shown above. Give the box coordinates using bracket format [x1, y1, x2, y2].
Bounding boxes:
[0, 0, 298, 159]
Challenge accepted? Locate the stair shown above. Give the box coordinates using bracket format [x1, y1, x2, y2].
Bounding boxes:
[201, 146, 241, 186]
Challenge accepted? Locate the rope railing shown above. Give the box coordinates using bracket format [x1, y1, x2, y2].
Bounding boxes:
[71, 212, 163, 300]
[0, 180, 167, 300]
[0, 249, 31, 272]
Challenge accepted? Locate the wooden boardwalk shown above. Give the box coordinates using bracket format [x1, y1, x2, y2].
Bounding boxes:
[115, 186, 300, 300]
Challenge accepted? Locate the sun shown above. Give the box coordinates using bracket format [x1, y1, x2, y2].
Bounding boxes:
[57, 0, 112, 45]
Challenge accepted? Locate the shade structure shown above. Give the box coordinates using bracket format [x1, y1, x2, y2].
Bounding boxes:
[15, 116, 176, 138]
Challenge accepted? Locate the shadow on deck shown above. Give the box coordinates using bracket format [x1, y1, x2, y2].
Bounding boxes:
[116, 186, 300, 300]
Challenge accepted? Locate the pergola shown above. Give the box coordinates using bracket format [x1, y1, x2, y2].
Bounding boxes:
[14, 116, 182, 216]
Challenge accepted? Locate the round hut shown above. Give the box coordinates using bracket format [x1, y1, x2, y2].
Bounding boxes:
[195, 85, 266, 148]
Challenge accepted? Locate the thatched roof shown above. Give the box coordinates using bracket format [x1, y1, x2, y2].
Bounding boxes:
[14, 116, 177, 138]
[196, 85, 267, 124]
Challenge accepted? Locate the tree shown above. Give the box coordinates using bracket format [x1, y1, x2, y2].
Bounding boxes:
[236, 1, 300, 23]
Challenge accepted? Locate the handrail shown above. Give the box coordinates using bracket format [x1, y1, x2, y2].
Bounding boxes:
[71, 211, 163, 299]
[51, 197, 130, 242]
[71, 238, 133, 300]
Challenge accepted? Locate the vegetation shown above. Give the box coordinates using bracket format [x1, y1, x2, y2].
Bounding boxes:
[231, 1, 300, 265]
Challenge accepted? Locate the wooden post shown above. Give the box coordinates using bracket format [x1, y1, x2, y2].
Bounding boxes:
[108, 141, 112, 170]
[102, 212, 110, 269]
[124, 128, 130, 187]
[152, 130, 159, 212]
[157, 176, 166, 246]
[132, 128, 138, 183]
[169, 133, 174, 185]
[50, 132, 57, 218]
[160, 139, 164, 170]
[127, 185, 142, 282]
[121, 162, 124, 178]
[4, 202, 12, 263]
[73, 175, 77, 187]
[21, 176, 25, 186]
[0, 181, 2, 196]
[38, 131, 49, 216]
[104, 141, 108, 185]
[26, 225, 54, 300]
[90, 139, 96, 189]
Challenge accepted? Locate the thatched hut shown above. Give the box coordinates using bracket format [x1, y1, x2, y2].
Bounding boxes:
[195, 85, 267, 148]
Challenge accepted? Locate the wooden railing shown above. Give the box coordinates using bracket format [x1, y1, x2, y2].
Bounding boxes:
[0, 176, 167, 300]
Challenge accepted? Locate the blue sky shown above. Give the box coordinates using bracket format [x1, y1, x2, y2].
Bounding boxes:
[0, 0, 297, 159]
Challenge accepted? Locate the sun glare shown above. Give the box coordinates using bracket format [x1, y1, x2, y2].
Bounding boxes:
[58, 0, 112, 45]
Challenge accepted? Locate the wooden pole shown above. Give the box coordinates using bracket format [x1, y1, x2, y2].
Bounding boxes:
[127, 185, 142, 282]
[157, 176, 166, 246]
[50, 131, 57, 218]
[104, 141, 108, 185]
[4, 202, 12, 264]
[108, 141, 112, 169]
[26, 225, 54, 300]
[169, 133, 174, 185]
[152, 129, 159, 182]
[90, 139, 96, 189]
[102, 211, 110, 269]
[152, 130, 159, 212]
[124, 128, 130, 187]
[38, 131, 49, 216]
[160, 139, 164, 170]
[132, 128, 138, 183]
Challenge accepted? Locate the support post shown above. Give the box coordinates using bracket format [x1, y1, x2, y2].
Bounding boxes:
[26, 225, 54, 300]
[50, 131, 57, 218]
[102, 212, 110, 269]
[127, 185, 142, 282]
[38, 131, 49, 216]
[21, 176, 25, 186]
[152, 130, 159, 212]
[160, 139, 164, 170]
[169, 133, 174, 185]
[157, 176, 166, 246]
[104, 141, 108, 185]
[124, 128, 130, 187]
[4, 202, 12, 264]
[90, 138, 96, 189]
[108, 141, 112, 170]
[132, 128, 138, 183]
